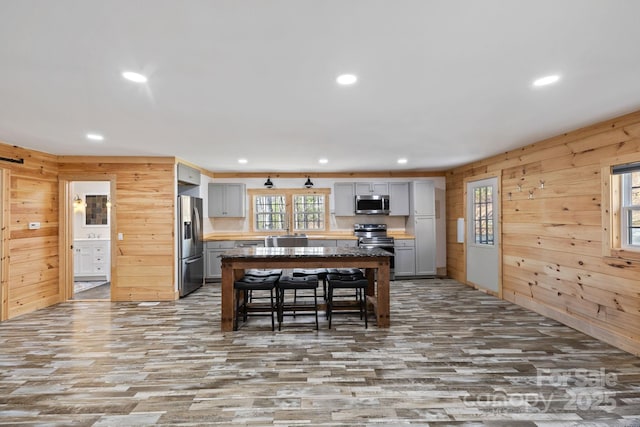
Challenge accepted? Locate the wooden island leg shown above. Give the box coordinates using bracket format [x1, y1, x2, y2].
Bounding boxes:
[221, 260, 235, 332]
[376, 259, 390, 328]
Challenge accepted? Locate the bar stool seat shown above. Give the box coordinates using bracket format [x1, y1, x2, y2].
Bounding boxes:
[244, 269, 283, 278]
[234, 275, 279, 331]
[293, 268, 328, 300]
[276, 275, 319, 330]
[326, 273, 369, 329]
[325, 268, 364, 279]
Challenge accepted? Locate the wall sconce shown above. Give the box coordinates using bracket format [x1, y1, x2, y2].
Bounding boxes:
[73, 194, 83, 206]
[507, 192, 512, 201]
[516, 183, 522, 192]
[528, 189, 535, 200]
[264, 177, 274, 188]
[304, 176, 314, 188]
[539, 179, 545, 189]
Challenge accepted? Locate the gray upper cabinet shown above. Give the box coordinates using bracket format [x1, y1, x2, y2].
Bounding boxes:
[177, 163, 201, 185]
[208, 183, 246, 217]
[355, 182, 389, 195]
[333, 183, 355, 216]
[411, 180, 435, 216]
[388, 182, 410, 216]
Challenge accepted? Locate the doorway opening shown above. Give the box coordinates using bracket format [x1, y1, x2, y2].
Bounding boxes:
[70, 181, 112, 300]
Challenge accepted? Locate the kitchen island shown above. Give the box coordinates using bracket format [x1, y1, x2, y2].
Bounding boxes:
[219, 246, 392, 331]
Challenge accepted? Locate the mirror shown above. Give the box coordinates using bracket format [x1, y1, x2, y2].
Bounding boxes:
[85, 194, 109, 226]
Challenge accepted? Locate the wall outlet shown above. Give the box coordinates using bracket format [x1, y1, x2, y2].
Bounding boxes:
[28, 222, 41, 230]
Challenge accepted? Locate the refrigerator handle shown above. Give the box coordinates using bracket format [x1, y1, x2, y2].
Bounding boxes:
[185, 256, 202, 264]
[193, 205, 202, 246]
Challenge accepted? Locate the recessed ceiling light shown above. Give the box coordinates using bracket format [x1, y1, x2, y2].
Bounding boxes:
[238, 158, 248, 164]
[86, 133, 104, 141]
[532, 74, 560, 87]
[397, 158, 408, 164]
[336, 74, 357, 85]
[122, 71, 148, 83]
[318, 158, 329, 164]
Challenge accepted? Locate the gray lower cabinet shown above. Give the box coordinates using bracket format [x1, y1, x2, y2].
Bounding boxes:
[394, 239, 415, 277]
[414, 216, 436, 275]
[309, 239, 337, 247]
[205, 241, 234, 281]
[336, 239, 357, 247]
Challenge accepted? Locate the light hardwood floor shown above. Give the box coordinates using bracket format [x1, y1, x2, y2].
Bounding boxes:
[0, 278, 639, 426]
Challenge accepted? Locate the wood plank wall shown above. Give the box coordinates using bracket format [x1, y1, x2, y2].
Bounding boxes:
[58, 158, 177, 302]
[0, 143, 60, 320]
[446, 110, 640, 356]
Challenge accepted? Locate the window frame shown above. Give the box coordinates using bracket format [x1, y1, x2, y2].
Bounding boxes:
[601, 154, 640, 261]
[472, 185, 495, 245]
[293, 193, 326, 232]
[248, 188, 330, 233]
[620, 170, 640, 249]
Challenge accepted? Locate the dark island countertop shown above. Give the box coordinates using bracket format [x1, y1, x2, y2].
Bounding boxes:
[219, 246, 393, 259]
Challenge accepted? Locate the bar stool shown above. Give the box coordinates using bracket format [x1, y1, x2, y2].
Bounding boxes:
[244, 269, 282, 302]
[326, 272, 369, 329]
[234, 275, 279, 331]
[293, 268, 328, 300]
[276, 275, 319, 330]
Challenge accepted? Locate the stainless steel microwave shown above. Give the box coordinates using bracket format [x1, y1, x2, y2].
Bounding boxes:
[355, 194, 390, 215]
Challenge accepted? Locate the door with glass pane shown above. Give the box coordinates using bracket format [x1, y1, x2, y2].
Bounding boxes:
[466, 177, 500, 294]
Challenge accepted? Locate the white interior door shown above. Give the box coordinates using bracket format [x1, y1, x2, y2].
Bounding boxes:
[466, 177, 500, 294]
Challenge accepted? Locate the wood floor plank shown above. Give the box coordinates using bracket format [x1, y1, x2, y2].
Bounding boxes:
[0, 278, 638, 425]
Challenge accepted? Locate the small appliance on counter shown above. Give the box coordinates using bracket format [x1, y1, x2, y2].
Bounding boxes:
[178, 195, 204, 297]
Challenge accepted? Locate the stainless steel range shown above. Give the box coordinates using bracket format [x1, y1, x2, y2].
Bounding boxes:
[354, 223, 395, 280]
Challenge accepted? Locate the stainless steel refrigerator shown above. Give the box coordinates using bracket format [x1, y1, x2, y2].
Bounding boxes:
[178, 195, 204, 297]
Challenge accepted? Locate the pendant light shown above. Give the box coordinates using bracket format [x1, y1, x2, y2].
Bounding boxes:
[264, 177, 274, 188]
[304, 176, 314, 188]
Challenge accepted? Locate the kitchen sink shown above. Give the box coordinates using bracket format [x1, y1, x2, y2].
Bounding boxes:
[265, 234, 308, 247]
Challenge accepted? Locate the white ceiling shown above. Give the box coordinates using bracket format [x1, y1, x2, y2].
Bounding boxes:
[1, 1, 640, 173]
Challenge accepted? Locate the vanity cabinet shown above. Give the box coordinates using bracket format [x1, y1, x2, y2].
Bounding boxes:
[208, 183, 246, 217]
[73, 240, 110, 281]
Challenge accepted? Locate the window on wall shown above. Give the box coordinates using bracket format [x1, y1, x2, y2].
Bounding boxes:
[617, 165, 640, 248]
[603, 157, 640, 260]
[255, 194, 286, 231]
[473, 185, 494, 245]
[249, 188, 330, 233]
[294, 194, 325, 231]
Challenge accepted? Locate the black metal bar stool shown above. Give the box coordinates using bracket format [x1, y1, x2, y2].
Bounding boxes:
[244, 269, 283, 302]
[326, 272, 369, 329]
[234, 275, 279, 331]
[276, 275, 319, 330]
[292, 268, 328, 300]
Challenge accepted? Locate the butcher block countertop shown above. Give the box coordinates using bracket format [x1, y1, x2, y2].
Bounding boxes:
[204, 231, 415, 241]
